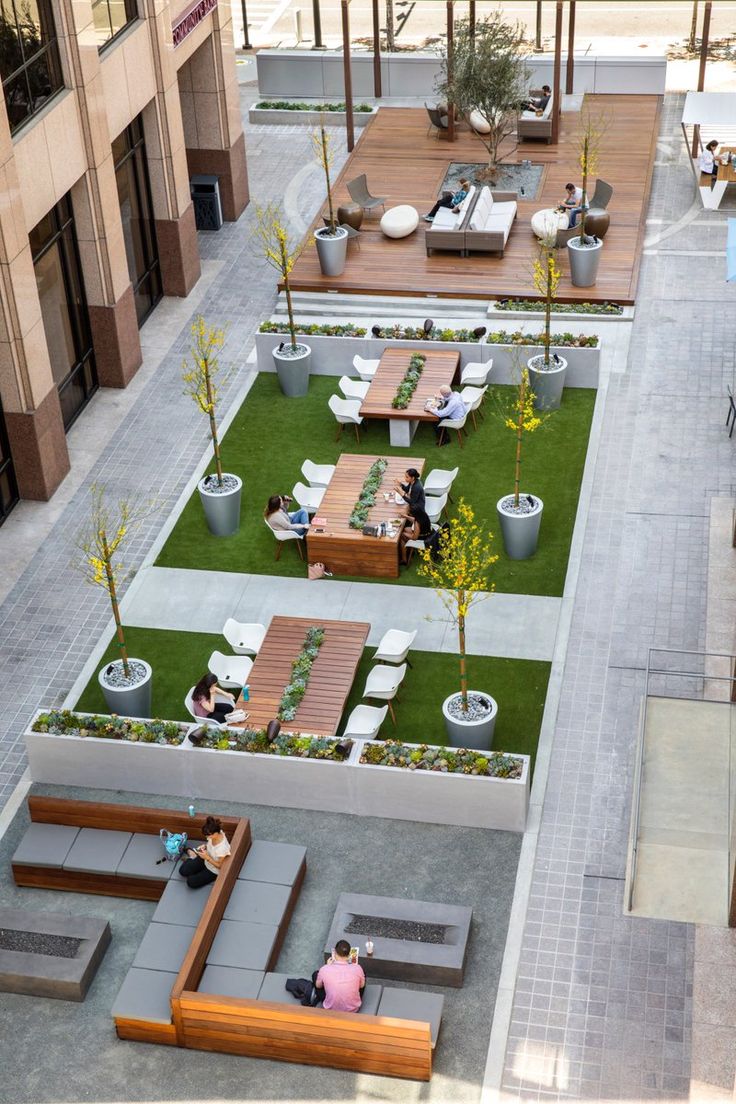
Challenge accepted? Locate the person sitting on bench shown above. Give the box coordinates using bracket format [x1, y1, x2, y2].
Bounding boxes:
[522, 84, 551, 112]
[313, 939, 366, 1011]
[180, 815, 231, 888]
[424, 178, 470, 222]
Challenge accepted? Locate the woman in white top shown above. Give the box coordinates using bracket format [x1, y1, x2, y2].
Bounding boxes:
[698, 139, 719, 183]
[179, 816, 231, 888]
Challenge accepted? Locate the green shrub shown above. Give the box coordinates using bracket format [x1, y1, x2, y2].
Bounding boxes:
[495, 298, 622, 316]
[190, 726, 352, 759]
[259, 321, 367, 338]
[255, 101, 372, 112]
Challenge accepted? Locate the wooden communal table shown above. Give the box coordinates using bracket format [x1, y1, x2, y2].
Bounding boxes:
[699, 146, 736, 210]
[233, 615, 369, 737]
[360, 347, 460, 446]
[306, 453, 424, 579]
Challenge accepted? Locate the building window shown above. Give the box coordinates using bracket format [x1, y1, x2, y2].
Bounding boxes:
[0, 0, 64, 135]
[92, 0, 137, 50]
[113, 117, 162, 326]
[30, 195, 98, 431]
[0, 398, 19, 524]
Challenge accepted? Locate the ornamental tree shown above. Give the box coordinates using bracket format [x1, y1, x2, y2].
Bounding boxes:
[252, 202, 303, 351]
[576, 108, 607, 243]
[531, 239, 561, 367]
[495, 365, 548, 508]
[310, 123, 337, 233]
[417, 499, 498, 713]
[182, 315, 227, 487]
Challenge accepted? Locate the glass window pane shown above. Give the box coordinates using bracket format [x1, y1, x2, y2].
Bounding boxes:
[107, 0, 128, 34]
[91, 0, 112, 46]
[25, 50, 55, 112]
[3, 69, 30, 129]
[0, 2, 25, 74]
[34, 241, 78, 389]
[1, 0, 63, 133]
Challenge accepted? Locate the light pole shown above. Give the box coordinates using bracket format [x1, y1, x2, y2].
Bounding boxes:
[240, 0, 251, 49]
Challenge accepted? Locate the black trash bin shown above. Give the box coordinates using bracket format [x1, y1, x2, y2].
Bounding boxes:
[190, 174, 223, 231]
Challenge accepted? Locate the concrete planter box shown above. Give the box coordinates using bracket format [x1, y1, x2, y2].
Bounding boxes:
[488, 302, 632, 323]
[249, 107, 375, 127]
[25, 730, 191, 793]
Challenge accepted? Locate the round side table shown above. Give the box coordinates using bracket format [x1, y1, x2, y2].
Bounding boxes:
[337, 203, 364, 231]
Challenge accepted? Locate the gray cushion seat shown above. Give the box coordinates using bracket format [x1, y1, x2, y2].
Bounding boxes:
[62, 827, 132, 875]
[224, 880, 291, 926]
[199, 964, 265, 999]
[238, 840, 306, 887]
[116, 833, 175, 880]
[132, 922, 193, 973]
[376, 987, 444, 1047]
[111, 967, 177, 1024]
[152, 877, 212, 926]
[206, 919, 278, 971]
[12, 822, 80, 867]
[257, 971, 383, 1015]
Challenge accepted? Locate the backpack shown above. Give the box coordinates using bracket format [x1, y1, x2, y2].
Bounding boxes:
[427, 521, 450, 563]
[158, 829, 188, 864]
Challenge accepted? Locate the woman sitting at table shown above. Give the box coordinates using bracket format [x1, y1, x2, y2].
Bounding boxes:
[698, 139, 720, 185]
[191, 673, 235, 722]
[264, 494, 310, 536]
[400, 507, 434, 565]
[394, 468, 426, 516]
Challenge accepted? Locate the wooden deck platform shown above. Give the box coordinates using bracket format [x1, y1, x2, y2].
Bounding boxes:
[289, 95, 661, 305]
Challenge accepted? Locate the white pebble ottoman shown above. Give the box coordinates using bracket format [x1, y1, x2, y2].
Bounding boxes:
[380, 205, 419, 239]
[469, 109, 491, 134]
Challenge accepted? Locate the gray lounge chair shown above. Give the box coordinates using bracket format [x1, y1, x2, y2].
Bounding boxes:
[425, 103, 448, 139]
[347, 174, 386, 216]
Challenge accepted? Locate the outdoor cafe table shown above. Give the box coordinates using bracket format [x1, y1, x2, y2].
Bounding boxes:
[359, 347, 460, 446]
[306, 453, 424, 579]
[233, 615, 370, 737]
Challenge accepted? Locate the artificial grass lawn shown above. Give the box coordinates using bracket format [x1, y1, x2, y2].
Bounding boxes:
[156, 373, 596, 597]
[75, 626, 550, 772]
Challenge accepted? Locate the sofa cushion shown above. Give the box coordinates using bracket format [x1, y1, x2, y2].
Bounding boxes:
[152, 876, 212, 926]
[224, 880, 291, 927]
[12, 822, 80, 868]
[492, 200, 517, 222]
[257, 971, 299, 1003]
[111, 967, 176, 1025]
[132, 922, 192, 973]
[117, 833, 174, 881]
[377, 987, 445, 1047]
[199, 964, 265, 1000]
[206, 919, 278, 971]
[238, 840, 306, 887]
[62, 828, 132, 875]
[469, 190, 493, 231]
[358, 983, 383, 1016]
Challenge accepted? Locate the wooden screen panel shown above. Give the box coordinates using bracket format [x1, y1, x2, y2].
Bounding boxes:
[114, 1019, 178, 1046]
[12, 864, 166, 901]
[27, 796, 241, 837]
[360, 348, 460, 420]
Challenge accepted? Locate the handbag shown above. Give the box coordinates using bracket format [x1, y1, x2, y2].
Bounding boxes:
[308, 562, 327, 580]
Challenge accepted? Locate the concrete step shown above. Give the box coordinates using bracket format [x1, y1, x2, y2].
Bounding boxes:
[278, 291, 490, 320]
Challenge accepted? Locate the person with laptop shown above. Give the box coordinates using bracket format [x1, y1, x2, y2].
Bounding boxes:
[313, 939, 366, 1011]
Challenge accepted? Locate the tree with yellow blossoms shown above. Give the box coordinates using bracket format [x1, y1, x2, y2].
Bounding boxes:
[531, 238, 561, 368]
[252, 203, 302, 351]
[417, 500, 498, 713]
[182, 315, 227, 487]
[503, 368, 546, 509]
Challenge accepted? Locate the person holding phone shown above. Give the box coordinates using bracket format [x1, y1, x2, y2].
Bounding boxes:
[179, 816, 231, 888]
[264, 494, 310, 536]
[313, 939, 365, 1011]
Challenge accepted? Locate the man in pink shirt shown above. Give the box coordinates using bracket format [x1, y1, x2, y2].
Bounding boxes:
[315, 939, 365, 1012]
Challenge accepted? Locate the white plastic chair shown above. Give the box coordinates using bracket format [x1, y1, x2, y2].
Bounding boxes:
[437, 410, 467, 448]
[374, 628, 417, 668]
[426, 493, 448, 524]
[461, 359, 493, 387]
[292, 481, 325, 515]
[339, 375, 370, 401]
[264, 516, 304, 561]
[424, 466, 459, 502]
[460, 385, 488, 430]
[328, 394, 364, 443]
[207, 651, 253, 689]
[301, 459, 336, 488]
[185, 687, 233, 727]
[362, 663, 407, 725]
[404, 524, 439, 567]
[353, 354, 379, 381]
[342, 703, 389, 740]
[222, 619, 266, 656]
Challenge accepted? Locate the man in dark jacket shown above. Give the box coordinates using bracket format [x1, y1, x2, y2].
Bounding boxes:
[395, 468, 426, 516]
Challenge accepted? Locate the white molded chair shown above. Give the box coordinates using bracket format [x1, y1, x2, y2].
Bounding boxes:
[264, 516, 304, 561]
[339, 375, 370, 401]
[460, 385, 488, 430]
[461, 359, 493, 388]
[424, 466, 459, 502]
[207, 651, 253, 689]
[353, 354, 379, 381]
[374, 628, 417, 668]
[222, 619, 266, 656]
[185, 687, 233, 727]
[437, 410, 467, 448]
[328, 395, 364, 443]
[292, 481, 325, 515]
[342, 703, 389, 740]
[302, 459, 336, 488]
[426, 493, 448, 524]
[404, 523, 439, 567]
[362, 662, 407, 724]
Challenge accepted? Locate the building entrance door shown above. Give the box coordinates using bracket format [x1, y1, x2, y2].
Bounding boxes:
[0, 398, 19, 523]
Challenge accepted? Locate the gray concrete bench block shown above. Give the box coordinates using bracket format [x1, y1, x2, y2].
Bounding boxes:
[256, 971, 296, 1003]
[207, 919, 278, 971]
[358, 983, 383, 1016]
[111, 967, 177, 1024]
[377, 987, 445, 1047]
[199, 964, 265, 999]
[62, 828, 132, 875]
[132, 923, 192, 973]
[152, 877, 212, 926]
[238, 840, 306, 887]
[116, 833, 174, 880]
[224, 880, 291, 926]
[12, 823, 80, 868]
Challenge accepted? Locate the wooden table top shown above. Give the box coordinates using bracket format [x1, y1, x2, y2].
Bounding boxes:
[234, 615, 370, 737]
[308, 453, 424, 545]
[717, 148, 736, 183]
[359, 347, 460, 421]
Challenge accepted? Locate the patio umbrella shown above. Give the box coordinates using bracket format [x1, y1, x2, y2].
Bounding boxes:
[727, 219, 736, 281]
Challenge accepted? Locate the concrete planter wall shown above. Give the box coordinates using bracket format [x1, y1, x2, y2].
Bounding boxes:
[25, 730, 191, 793]
[249, 107, 375, 127]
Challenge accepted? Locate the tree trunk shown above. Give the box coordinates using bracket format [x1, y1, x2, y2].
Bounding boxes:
[544, 265, 552, 366]
[458, 607, 468, 710]
[514, 379, 525, 507]
[103, 533, 129, 678]
[321, 128, 335, 231]
[689, 0, 699, 52]
[205, 365, 223, 486]
[579, 136, 588, 243]
[385, 0, 395, 51]
[283, 273, 297, 351]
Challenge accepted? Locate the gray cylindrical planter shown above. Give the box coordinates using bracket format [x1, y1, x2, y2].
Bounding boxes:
[496, 493, 544, 560]
[198, 473, 242, 537]
[527, 353, 568, 411]
[567, 236, 603, 287]
[314, 226, 348, 276]
[441, 692, 498, 750]
[272, 342, 311, 397]
[98, 659, 152, 719]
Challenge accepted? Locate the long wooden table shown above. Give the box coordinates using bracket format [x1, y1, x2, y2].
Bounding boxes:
[360, 347, 460, 446]
[234, 615, 369, 736]
[699, 146, 736, 210]
[306, 453, 424, 578]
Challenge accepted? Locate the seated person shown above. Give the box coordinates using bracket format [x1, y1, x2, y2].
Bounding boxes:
[427, 384, 467, 442]
[559, 182, 584, 227]
[265, 493, 310, 536]
[400, 506, 433, 564]
[313, 939, 366, 1011]
[394, 467, 426, 515]
[424, 178, 470, 222]
[698, 139, 720, 184]
[179, 815, 231, 889]
[191, 673, 235, 722]
[522, 84, 551, 113]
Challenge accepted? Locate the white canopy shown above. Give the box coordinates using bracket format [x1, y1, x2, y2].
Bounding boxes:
[682, 92, 736, 127]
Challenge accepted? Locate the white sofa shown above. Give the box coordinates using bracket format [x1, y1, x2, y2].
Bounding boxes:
[464, 186, 517, 255]
[425, 186, 477, 255]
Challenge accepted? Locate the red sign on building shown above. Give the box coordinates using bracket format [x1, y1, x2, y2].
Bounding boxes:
[172, 0, 218, 47]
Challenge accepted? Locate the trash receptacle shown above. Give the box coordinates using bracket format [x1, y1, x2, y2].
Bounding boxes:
[190, 174, 223, 231]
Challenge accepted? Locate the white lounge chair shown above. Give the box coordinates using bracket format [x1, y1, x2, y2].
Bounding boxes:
[301, 459, 336, 488]
[339, 375, 370, 402]
[292, 481, 325, 515]
[424, 466, 459, 502]
[342, 703, 389, 740]
[222, 619, 266, 656]
[207, 651, 253, 689]
[460, 385, 488, 430]
[426, 493, 448, 524]
[437, 410, 467, 448]
[374, 628, 417, 667]
[264, 516, 304, 561]
[362, 663, 407, 724]
[353, 354, 379, 381]
[460, 359, 493, 388]
[328, 394, 364, 443]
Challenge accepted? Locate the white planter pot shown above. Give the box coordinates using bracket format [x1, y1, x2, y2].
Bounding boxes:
[497, 493, 544, 560]
[272, 342, 311, 397]
[527, 353, 568, 411]
[441, 692, 498, 749]
[567, 236, 603, 287]
[198, 474, 242, 537]
[314, 226, 349, 277]
[98, 659, 152, 718]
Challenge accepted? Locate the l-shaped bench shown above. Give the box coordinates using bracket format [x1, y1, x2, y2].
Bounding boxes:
[12, 797, 443, 1080]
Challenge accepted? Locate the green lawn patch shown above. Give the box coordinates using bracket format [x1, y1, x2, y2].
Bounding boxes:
[75, 626, 549, 773]
[156, 373, 595, 596]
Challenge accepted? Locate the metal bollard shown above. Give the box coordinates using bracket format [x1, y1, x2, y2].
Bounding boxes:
[294, 8, 302, 43]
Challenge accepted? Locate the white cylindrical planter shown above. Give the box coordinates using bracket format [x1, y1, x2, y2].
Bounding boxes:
[314, 226, 348, 276]
[567, 236, 603, 287]
[198, 473, 242, 537]
[98, 659, 153, 718]
[527, 353, 567, 411]
[272, 342, 311, 397]
[497, 493, 544, 560]
[441, 692, 498, 750]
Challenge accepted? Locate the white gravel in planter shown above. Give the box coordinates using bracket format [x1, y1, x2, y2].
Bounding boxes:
[200, 473, 240, 494]
[528, 353, 565, 372]
[275, 342, 310, 358]
[499, 494, 538, 515]
[101, 659, 148, 688]
[445, 692, 494, 722]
